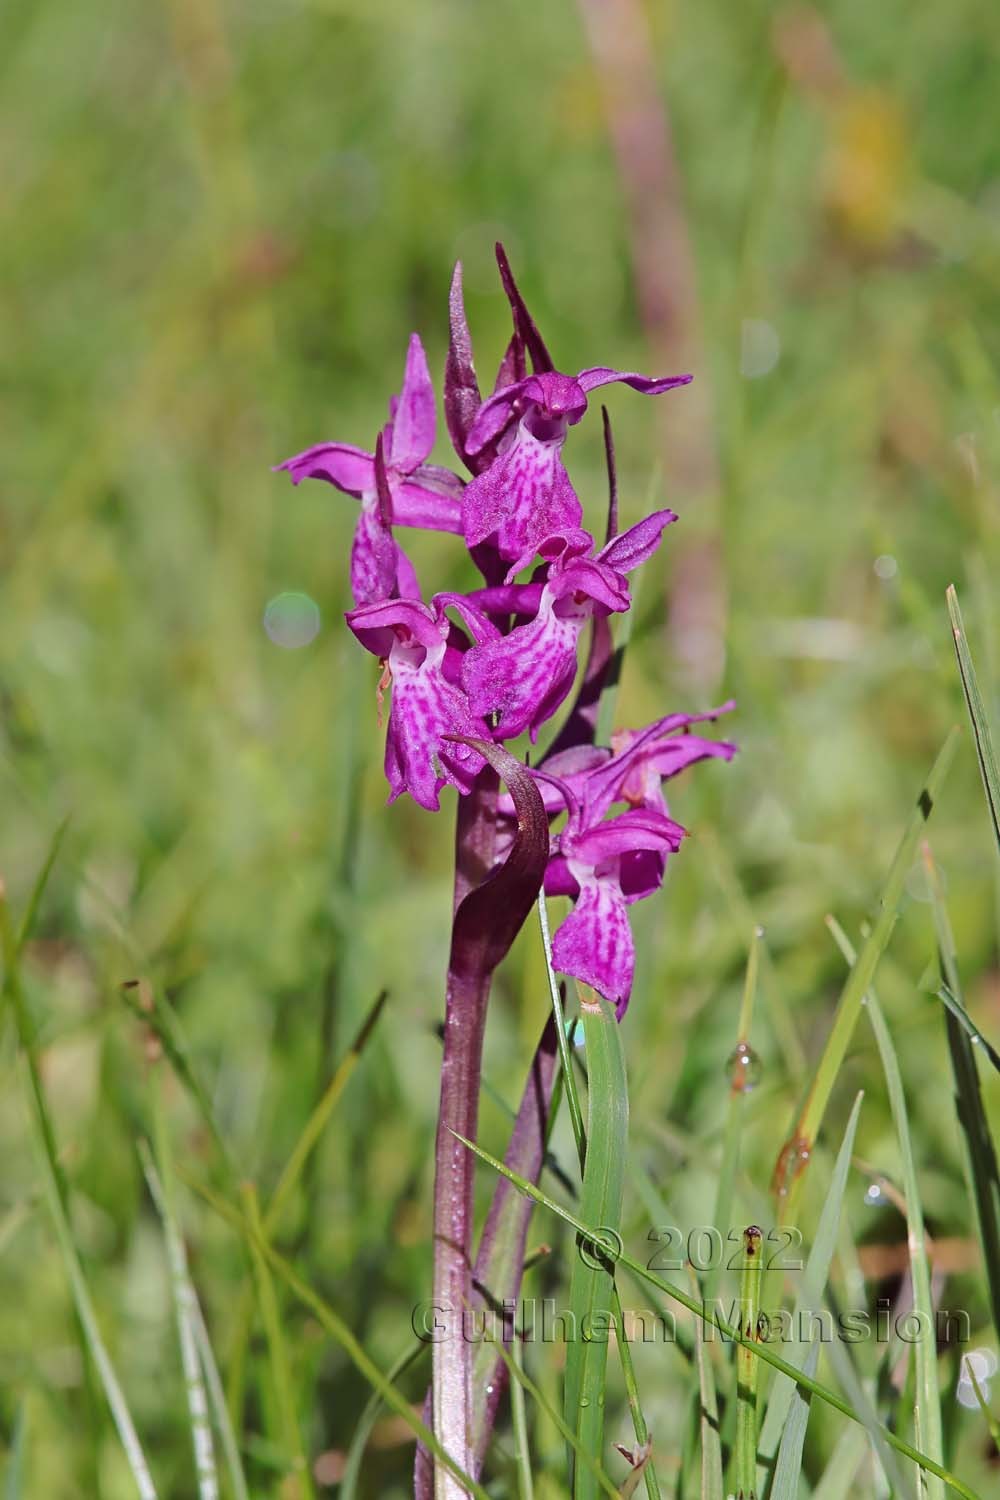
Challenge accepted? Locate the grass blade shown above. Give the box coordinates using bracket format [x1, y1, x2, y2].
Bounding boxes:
[733, 1227, 764, 1500]
[810, 1427, 868, 1500]
[539, 907, 660, 1500]
[828, 918, 944, 1500]
[340, 1342, 428, 1500]
[139, 1143, 221, 1500]
[565, 993, 629, 1498]
[452, 1132, 981, 1500]
[510, 1335, 535, 1500]
[772, 729, 958, 1221]
[947, 585, 1000, 851]
[267, 988, 388, 1229]
[181, 1171, 494, 1500]
[769, 1339, 819, 1500]
[690, 1273, 723, 1500]
[707, 925, 763, 1307]
[15, 816, 70, 958]
[758, 1090, 864, 1488]
[2, 894, 159, 1500]
[4, 1402, 28, 1500]
[486, 1334, 622, 1500]
[239, 1184, 314, 1500]
[923, 847, 1000, 1349]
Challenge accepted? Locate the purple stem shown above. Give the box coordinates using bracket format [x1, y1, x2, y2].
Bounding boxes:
[424, 747, 549, 1497]
[431, 775, 498, 1496]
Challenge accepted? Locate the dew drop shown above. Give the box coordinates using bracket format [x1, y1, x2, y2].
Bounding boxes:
[864, 1182, 887, 1207]
[725, 1041, 763, 1093]
[579, 1396, 590, 1409]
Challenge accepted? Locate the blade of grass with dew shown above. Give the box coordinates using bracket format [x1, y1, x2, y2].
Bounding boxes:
[769, 1338, 819, 1500]
[707, 925, 763, 1308]
[239, 1184, 314, 1500]
[565, 992, 629, 1499]
[732, 1226, 764, 1500]
[947, 585, 1000, 852]
[139, 1142, 222, 1500]
[937, 983, 1000, 1073]
[758, 1091, 864, 1490]
[923, 847, 1000, 1349]
[179, 1171, 494, 1500]
[486, 1333, 622, 1500]
[772, 729, 958, 1223]
[1, 895, 158, 1500]
[4, 1402, 27, 1500]
[828, 917, 943, 1500]
[451, 1133, 982, 1500]
[340, 1342, 428, 1500]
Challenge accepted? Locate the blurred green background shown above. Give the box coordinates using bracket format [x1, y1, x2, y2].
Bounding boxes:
[3, 0, 1000, 1494]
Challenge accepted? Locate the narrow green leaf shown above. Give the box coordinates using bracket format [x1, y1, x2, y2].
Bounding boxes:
[267, 988, 388, 1230]
[452, 1131, 982, 1500]
[487, 1333, 622, 1500]
[240, 1185, 314, 1500]
[689, 1270, 723, 1500]
[4, 1402, 28, 1500]
[2, 896, 158, 1500]
[963, 1359, 1000, 1454]
[15, 816, 70, 958]
[181, 1171, 494, 1500]
[810, 1426, 868, 1500]
[769, 1340, 819, 1500]
[340, 1342, 428, 1500]
[139, 1143, 224, 1500]
[923, 848, 1000, 1351]
[733, 1227, 764, 1500]
[510, 1335, 535, 1500]
[707, 925, 763, 1307]
[773, 729, 958, 1222]
[828, 918, 944, 1500]
[565, 994, 629, 1499]
[758, 1091, 864, 1485]
[937, 984, 1000, 1074]
[947, 585, 1000, 852]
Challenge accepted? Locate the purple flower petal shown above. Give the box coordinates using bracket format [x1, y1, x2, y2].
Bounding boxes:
[350, 501, 400, 607]
[598, 509, 677, 574]
[463, 597, 582, 742]
[393, 479, 464, 534]
[275, 442, 374, 496]
[462, 425, 582, 563]
[389, 334, 436, 473]
[577, 367, 693, 397]
[384, 658, 485, 810]
[551, 876, 635, 1014]
[495, 242, 554, 374]
[444, 261, 484, 470]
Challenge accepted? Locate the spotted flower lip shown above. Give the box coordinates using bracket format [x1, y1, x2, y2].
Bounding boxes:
[276, 335, 464, 605]
[543, 784, 687, 1015]
[345, 594, 489, 811]
[461, 512, 676, 742]
[461, 366, 691, 566]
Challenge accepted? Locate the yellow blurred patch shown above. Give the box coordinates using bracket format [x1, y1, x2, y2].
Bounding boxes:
[825, 89, 909, 249]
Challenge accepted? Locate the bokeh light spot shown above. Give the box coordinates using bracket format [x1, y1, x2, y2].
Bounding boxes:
[264, 592, 321, 649]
